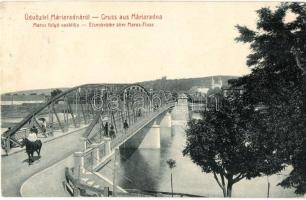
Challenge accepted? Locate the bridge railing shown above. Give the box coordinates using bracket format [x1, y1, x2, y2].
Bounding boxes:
[2, 83, 136, 154]
[188, 103, 206, 111]
[75, 101, 175, 170]
[64, 167, 107, 197]
[66, 92, 174, 196]
[73, 138, 111, 178]
[109, 103, 174, 150]
[11, 128, 28, 142]
[1, 103, 94, 152]
[69, 102, 174, 196]
[83, 92, 174, 143]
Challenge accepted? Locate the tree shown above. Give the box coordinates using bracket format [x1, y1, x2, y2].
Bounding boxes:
[183, 95, 285, 197]
[166, 159, 176, 197]
[234, 2, 306, 194]
[171, 92, 178, 102]
[50, 89, 63, 98]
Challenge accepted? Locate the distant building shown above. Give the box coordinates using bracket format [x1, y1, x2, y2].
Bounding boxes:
[196, 87, 209, 94]
[190, 86, 209, 95]
[160, 76, 167, 90]
[211, 76, 223, 89]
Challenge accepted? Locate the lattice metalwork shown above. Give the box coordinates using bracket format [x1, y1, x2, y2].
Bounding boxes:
[1, 83, 174, 155]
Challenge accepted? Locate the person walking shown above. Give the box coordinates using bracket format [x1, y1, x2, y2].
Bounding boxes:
[123, 120, 129, 134]
[2, 127, 16, 149]
[109, 125, 116, 139]
[39, 118, 47, 135]
[104, 122, 109, 137]
[138, 108, 142, 117]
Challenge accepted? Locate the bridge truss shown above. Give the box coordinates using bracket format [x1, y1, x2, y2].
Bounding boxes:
[1, 83, 174, 154]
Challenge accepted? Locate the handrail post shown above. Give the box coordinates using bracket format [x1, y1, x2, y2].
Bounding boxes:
[73, 151, 84, 181]
[91, 143, 99, 167]
[104, 137, 111, 155]
[80, 137, 87, 152]
[5, 137, 11, 155]
[73, 187, 80, 197]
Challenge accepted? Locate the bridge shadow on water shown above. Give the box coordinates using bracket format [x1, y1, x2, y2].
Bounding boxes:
[118, 148, 162, 191]
[112, 110, 181, 192]
[117, 127, 176, 192]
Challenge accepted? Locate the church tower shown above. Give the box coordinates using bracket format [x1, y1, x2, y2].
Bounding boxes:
[211, 77, 215, 89]
[219, 77, 223, 88]
[211, 76, 222, 89]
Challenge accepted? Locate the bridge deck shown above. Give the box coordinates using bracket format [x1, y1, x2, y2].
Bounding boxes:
[110, 104, 173, 151]
[81, 104, 174, 179]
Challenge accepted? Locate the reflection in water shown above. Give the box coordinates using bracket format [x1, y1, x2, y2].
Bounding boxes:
[119, 149, 162, 191]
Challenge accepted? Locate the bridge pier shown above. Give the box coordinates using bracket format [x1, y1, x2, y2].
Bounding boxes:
[152, 123, 161, 149]
[171, 121, 175, 136]
[163, 112, 172, 128]
[139, 122, 160, 149]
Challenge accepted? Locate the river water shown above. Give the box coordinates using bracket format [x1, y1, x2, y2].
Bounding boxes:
[115, 107, 298, 197]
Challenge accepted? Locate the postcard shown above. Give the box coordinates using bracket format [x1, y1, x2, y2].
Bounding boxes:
[1, 1, 305, 198]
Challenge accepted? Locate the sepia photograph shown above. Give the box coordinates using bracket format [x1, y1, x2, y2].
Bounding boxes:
[0, 1, 305, 198]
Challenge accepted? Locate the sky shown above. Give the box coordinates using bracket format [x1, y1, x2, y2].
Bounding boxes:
[1, 2, 280, 93]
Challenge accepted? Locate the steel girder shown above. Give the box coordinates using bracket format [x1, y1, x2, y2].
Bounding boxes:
[2, 83, 172, 152]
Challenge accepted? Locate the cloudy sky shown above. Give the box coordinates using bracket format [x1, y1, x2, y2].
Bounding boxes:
[1, 1, 280, 93]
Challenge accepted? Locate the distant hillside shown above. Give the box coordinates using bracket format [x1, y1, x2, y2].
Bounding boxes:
[1, 88, 69, 101]
[1, 88, 69, 96]
[138, 75, 238, 92]
[1, 75, 239, 98]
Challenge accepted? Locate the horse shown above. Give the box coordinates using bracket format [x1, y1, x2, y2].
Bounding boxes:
[21, 138, 42, 165]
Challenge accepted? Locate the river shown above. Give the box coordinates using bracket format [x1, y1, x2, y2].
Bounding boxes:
[114, 107, 298, 197]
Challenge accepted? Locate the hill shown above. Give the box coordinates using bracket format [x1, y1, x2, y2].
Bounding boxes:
[1, 75, 238, 98]
[1, 88, 69, 101]
[138, 75, 238, 92]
